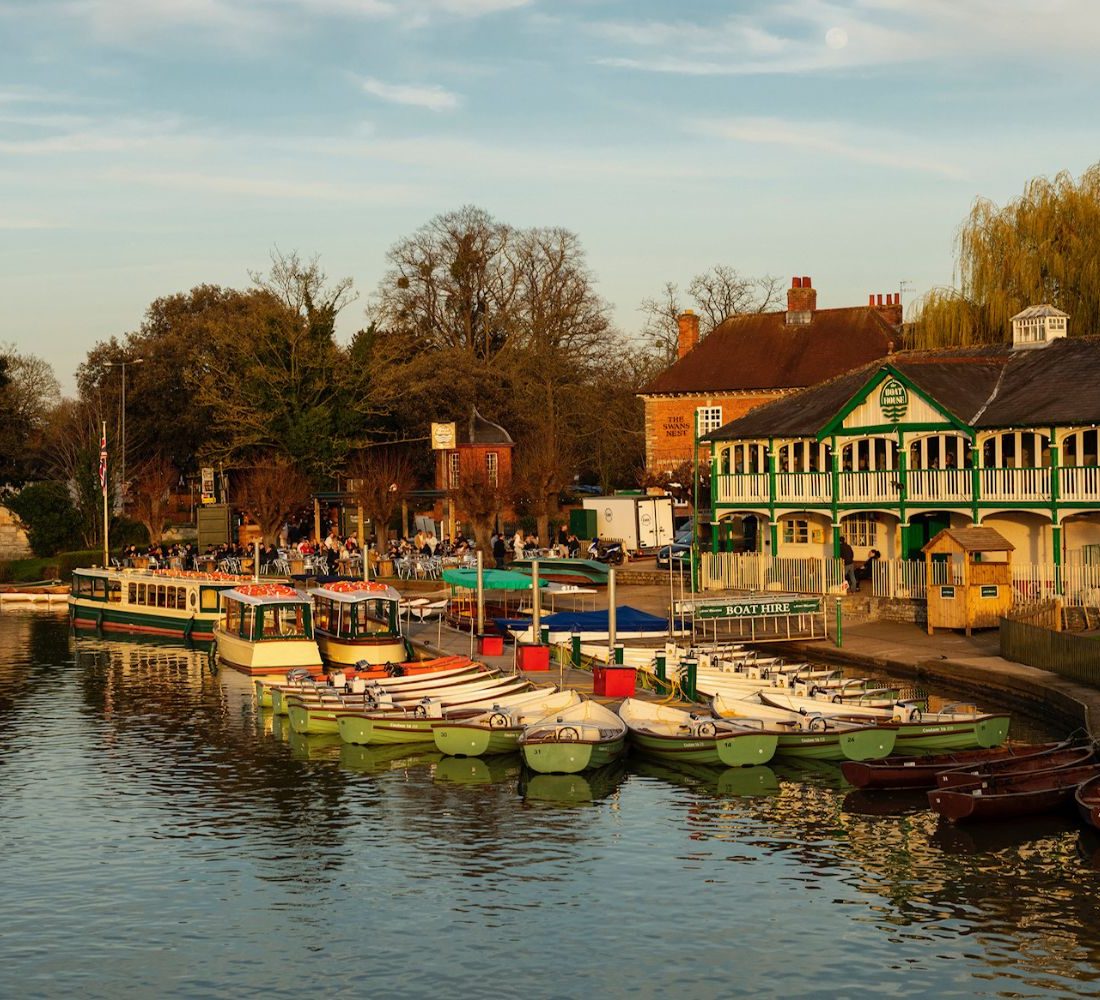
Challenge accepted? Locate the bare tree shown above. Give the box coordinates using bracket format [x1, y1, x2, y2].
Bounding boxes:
[42, 397, 107, 548]
[235, 456, 311, 544]
[347, 447, 414, 543]
[129, 455, 177, 544]
[451, 473, 508, 554]
[639, 267, 782, 366]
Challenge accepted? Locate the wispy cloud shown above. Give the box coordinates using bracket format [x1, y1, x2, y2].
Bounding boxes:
[0, 215, 64, 230]
[357, 76, 461, 112]
[590, 0, 1100, 77]
[690, 115, 963, 178]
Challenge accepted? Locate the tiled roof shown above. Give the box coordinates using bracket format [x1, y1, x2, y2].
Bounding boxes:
[923, 527, 1014, 553]
[706, 336, 1100, 441]
[458, 407, 513, 445]
[642, 306, 897, 395]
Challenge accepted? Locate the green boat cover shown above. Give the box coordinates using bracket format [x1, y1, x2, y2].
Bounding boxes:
[442, 568, 549, 591]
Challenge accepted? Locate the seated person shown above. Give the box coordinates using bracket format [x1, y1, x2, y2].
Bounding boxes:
[858, 549, 881, 582]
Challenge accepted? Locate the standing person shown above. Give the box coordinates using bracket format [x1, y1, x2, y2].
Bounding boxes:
[556, 522, 569, 558]
[492, 532, 507, 570]
[512, 528, 525, 558]
[839, 535, 858, 592]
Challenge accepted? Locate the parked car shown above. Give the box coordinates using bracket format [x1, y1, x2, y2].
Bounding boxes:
[656, 542, 691, 569]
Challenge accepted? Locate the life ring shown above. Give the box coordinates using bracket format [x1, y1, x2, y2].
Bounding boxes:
[489, 712, 509, 729]
[558, 726, 580, 742]
[808, 715, 827, 732]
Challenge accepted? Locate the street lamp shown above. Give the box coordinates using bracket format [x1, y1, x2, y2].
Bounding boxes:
[104, 357, 145, 502]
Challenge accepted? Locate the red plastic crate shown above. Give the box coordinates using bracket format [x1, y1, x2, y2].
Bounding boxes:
[517, 643, 551, 671]
[478, 634, 504, 656]
[593, 665, 636, 697]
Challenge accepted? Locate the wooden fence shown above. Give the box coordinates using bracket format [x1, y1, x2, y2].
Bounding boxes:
[700, 553, 844, 594]
[1000, 616, 1100, 686]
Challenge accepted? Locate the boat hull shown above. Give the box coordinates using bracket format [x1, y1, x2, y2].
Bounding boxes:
[890, 715, 1010, 753]
[842, 741, 1064, 790]
[929, 763, 1100, 823]
[774, 726, 897, 762]
[522, 736, 626, 774]
[214, 625, 323, 676]
[316, 631, 407, 668]
[433, 724, 522, 757]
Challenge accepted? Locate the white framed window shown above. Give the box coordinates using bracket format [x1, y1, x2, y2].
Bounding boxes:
[782, 517, 810, 544]
[842, 513, 877, 548]
[486, 451, 498, 487]
[696, 406, 723, 435]
[448, 452, 461, 489]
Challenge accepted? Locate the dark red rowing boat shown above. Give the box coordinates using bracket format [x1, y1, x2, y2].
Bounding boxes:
[840, 741, 1066, 791]
[928, 762, 1100, 823]
[1075, 774, 1100, 830]
[935, 744, 1095, 789]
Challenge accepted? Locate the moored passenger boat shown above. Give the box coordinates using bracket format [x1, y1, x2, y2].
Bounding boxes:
[213, 584, 323, 676]
[309, 580, 409, 668]
[69, 566, 248, 640]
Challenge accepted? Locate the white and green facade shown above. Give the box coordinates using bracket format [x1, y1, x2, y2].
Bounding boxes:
[706, 308, 1100, 569]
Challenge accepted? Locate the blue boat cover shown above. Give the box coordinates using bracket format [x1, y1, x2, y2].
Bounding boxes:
[494, 605, 672, 634]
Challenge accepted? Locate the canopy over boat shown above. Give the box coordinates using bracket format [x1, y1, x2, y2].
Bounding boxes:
[221, 584, 308, 605]
[494, 606, 677, 635]
[309, 581, 402, 604]
[443, 568, 549, 590]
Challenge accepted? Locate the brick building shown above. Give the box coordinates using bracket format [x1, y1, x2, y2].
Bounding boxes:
[639, 276, 902, 473]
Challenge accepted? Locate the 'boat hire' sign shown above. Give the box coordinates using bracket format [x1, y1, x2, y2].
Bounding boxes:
[691, 597, 821, 620]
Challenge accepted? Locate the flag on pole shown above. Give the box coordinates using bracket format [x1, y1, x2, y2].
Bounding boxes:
[99, 429, 108, 497]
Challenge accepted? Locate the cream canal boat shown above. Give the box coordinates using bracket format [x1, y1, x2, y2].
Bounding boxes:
[69, 567, 249, 641]
[308, 581, 409, 668]
[213, 584, 323, 676]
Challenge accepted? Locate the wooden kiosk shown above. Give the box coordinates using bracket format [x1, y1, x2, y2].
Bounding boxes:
[923, 527, 1014, 636]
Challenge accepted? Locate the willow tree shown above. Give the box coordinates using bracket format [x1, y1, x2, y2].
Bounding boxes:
[913, 164, 1100, 348]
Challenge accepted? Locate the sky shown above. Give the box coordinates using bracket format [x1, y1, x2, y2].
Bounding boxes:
[3, 0, 1100, 394]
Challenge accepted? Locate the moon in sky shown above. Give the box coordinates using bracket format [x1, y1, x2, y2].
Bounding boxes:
[825, 27, 849, 49]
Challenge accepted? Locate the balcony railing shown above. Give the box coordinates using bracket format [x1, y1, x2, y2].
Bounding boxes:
[775, 472, 831, 504]
[713, 464, 1100, 506]
[1060, 466, 1100, 502]
[714, 473, 769, 504]
[906, 468, 972, 503]
[839, 470, 899, 503]
[980, 467, 1051, 502]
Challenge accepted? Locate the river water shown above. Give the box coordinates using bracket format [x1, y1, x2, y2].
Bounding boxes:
[2, 611, 1099, 999]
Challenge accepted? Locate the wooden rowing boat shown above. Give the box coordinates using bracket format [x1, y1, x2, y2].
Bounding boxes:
[841, 741, 1070, 791]
[928, 762, 1100, 823]
[616, 698, 778, 767]
[1074, 774, 1100, 830]
[519, 698, 627, 774]
[935, 743, 1095, 789]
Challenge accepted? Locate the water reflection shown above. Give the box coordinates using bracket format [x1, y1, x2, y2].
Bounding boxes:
[2, 614, 1100, 997]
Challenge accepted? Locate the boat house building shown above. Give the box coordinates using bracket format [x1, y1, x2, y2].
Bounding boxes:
[639, 276, 902, 473]
[704, 305, 1100, 569]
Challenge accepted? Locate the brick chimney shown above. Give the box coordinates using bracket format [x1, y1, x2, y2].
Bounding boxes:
[786, 275, 816, 325]
[869, 291, 903, 327]
[677, 309, 700, 359]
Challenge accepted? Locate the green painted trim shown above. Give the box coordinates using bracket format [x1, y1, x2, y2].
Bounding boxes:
[818, 365, 974, 439]
[830, 439, 840, 531]
[830, 421, 969, 438]
[769, 521, 778, 554]
[831, 523, 841, 558]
